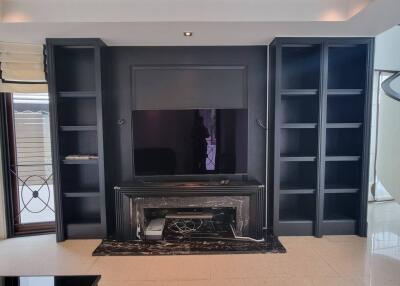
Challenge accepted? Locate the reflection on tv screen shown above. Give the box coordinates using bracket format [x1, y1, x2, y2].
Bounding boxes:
[133, 109, 248, 175]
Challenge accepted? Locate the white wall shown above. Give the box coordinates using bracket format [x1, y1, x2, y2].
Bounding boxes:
[0, 0, 3, 21]
[375, 26, 400, 71]
[0, 135, 7, 239]
[373, 25, 400, 203]
[376, 90, 400, 203]
[368, 72, 379, 200]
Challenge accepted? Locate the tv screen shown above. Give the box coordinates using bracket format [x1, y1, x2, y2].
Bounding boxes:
[133, 109, 248, 176]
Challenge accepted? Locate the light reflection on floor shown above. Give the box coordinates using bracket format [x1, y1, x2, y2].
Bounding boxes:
[368, 201, 400, 262]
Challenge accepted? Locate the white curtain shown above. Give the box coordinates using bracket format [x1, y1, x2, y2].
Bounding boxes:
[0, 42, 48, 93]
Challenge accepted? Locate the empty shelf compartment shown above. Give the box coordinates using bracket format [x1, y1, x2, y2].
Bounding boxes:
[280, 161, 317, 190]
[279, 193, 315, 221]
[324, 193, 359, 221]
[326, 128, 363, 156]
[327, 45, 367, 90]
[63, 196, 101, 224]
[58, 97, 97, 126]
[281, 45, 321, 89]
[327, 95, 364, 124]
[281, 128, 318, 157]
[55, 47, 96, 92]
[281, 96, 318, 124]
[61, 164, 99, 190]
[325, 161, 361, 189]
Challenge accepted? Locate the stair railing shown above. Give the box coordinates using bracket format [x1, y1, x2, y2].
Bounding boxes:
[382, 71, 400, 101]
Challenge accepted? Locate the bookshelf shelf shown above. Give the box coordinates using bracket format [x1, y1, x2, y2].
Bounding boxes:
[58, 91, 96, 98]
[281, 123, 318, 129]
[60, 125, 97, 131]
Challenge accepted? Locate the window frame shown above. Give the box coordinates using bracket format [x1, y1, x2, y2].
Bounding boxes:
[0, 92, 55, 237]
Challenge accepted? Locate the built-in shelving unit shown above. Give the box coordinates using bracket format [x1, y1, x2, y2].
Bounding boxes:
[271, 42, 321, 236]
[320, 43, 370, 236]
[270, 38, 373, 237]
[47, 39, 107, 241]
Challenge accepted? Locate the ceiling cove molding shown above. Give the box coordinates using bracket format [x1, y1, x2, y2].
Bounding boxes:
[0, 0, 399, 46]
[2, 0, 371, 23]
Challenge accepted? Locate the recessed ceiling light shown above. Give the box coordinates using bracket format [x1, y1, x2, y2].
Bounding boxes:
[183, 31, 193, 37]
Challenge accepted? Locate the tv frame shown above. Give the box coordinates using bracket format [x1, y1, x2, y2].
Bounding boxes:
[131, 108, 250, 181]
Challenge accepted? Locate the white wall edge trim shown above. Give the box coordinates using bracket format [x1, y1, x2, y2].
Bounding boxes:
[0, 134, 7, 239]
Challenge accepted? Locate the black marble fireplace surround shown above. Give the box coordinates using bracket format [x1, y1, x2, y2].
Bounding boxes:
[91, 177, 287, 256]
[114, 178, 265, 241]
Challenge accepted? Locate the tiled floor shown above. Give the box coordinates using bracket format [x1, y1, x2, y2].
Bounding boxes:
[1, 201, 400, 286]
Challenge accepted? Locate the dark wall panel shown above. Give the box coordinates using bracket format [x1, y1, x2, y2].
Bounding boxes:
[105, 47, 267, 186]
[133, 66, 247, 110]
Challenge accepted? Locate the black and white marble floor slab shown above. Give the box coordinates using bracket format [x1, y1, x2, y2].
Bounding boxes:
[92, 234, 286, 256]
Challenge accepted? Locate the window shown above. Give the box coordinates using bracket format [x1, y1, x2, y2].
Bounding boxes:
[3, 93, 55, 235]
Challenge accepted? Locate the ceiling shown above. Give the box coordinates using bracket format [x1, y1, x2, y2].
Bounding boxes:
[0, 0, 399, 46]
[1, 0, 371, 22]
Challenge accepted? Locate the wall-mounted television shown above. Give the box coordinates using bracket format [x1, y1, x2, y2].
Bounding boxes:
[133, 109, 248, 176]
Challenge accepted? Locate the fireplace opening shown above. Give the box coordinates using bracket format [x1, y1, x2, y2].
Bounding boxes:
[142, 207, 237, 241]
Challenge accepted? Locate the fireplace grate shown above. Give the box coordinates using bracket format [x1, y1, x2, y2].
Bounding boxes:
[167, 218, 204, 235]
[163, 218, 234, 240]
[143, 207, 236, 241]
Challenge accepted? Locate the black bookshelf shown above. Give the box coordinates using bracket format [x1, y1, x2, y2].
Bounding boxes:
[270, 38, 373, 237]
[47, 39, 107, 241]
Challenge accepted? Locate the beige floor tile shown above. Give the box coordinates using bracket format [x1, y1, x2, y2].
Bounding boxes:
[0, 240, 98, 276]
[0, 201, 400, 286]
[99, 280, 176, 286]
[147, 255, 212, 281]
[210, 254, 279, 279]
[211, 278, 266, 286]
[88, 256, 153, 280]
[311, 277, 369, 286]
[175, 279, 213, 286]
[262, 277, 314, 286]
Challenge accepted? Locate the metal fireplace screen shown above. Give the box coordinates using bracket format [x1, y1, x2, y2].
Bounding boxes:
[143, 207, 236, 240]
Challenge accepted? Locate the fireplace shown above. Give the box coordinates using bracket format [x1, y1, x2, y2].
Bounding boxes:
[137, 197, 249, 240]
[143, 207, 237, 240]
[114, 178, 265, 241]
